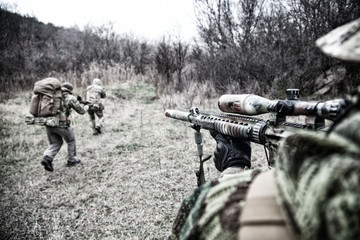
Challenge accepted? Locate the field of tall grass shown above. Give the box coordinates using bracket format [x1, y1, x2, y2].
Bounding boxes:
[0, 78, 267, 239]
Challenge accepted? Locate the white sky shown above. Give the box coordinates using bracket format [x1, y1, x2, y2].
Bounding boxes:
[1, 0, 198, 41]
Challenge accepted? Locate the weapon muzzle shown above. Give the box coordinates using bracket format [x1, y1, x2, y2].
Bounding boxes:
[165, 109, 191, 122]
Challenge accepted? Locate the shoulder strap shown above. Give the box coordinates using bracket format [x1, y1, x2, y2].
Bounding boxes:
[239, 171, 295, 240]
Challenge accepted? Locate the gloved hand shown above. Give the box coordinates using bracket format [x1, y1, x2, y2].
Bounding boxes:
[77, 95, 83, 102]
[210, 129, 251, 172]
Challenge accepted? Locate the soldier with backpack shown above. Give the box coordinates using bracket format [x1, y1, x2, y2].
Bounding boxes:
[41, 81, 86, 172]
[86, 78, 106, 135]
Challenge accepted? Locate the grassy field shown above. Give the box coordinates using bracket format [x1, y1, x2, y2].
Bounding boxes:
[0, 80, 267, 240]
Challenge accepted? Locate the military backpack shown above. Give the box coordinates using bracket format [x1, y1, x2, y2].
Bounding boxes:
[26, 78, 65, 127]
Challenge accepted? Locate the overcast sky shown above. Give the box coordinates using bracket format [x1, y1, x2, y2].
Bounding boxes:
[1, 0, 198, 41]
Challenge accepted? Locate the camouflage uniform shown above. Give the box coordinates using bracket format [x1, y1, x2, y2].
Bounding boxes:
[86, 78, 106, 135]
[171, 18, 360, 240]
[41, 82, 86, 171]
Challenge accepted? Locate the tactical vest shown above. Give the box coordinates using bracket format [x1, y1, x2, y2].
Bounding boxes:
[239, 171, 295, 240]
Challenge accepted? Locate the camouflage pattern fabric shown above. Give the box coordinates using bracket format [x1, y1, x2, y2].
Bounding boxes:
[86, 79, 106, 133]
[171, 169, 261, 240]
[86, 81, 106, 106]
[61, 92, 86, 127]
[275, 110, 360, 240]
[46, 92, 85, 127]
[42, 91, 85, 163]
[25, 92, 84, 127]
[25, 115, 59, 127]
[87, 103, 105, 129]
[315, 17, 360, 62]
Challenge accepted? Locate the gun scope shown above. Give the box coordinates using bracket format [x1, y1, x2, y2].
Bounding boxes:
[218, 94, 345, 121]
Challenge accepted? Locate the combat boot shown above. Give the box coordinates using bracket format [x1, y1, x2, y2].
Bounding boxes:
[95, 125, 102, 134]
[41, 156, 54, 171]
[67, 158, 81, 167]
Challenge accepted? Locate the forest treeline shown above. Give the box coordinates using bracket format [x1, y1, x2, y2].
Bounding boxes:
[1, 0, 360, 100]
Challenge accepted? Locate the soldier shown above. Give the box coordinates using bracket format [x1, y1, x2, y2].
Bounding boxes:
[41, 82, 86, 172]
[171, 18, 360, 240]
[86, 78, 106, 135]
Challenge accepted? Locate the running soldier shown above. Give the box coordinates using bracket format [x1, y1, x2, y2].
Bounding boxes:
[41, 82, 86, 172]
[86, 78, 106, 135]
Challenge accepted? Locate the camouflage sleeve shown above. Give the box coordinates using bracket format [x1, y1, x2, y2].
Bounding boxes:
[171, 169, 261, 240]
[69, 95, 86, 115]
[275, 110, 360, 240]
[171, 181, 214, 240]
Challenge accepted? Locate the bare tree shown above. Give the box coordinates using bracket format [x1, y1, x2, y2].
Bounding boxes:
[192, 0, 360, 95]
[173, 41, 189, 91]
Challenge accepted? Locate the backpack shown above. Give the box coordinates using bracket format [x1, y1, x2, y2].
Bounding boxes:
[26, 78, 65, 127]
[86, 84, 105, 110]
[29, 78, 62, 117]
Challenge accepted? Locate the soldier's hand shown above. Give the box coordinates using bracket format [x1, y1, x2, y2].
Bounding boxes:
[77, 95, 83, 102]
[209, 129, 251, 172]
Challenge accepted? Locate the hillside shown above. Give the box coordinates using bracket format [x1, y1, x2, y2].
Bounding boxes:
[0, 80, 267, 239]
[2, 5, 359, 101]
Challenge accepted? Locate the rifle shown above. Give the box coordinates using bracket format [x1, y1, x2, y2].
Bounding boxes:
[77, 95, 91, 105]
[165, 89, 349, 186]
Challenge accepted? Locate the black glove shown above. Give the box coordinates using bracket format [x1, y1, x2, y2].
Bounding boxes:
[210, 129, 251, 172]
[77, 96, 90, 105]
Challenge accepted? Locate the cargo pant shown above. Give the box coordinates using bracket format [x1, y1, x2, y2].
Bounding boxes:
[88, 104, 104, 133]
[43, 126, 78, 163]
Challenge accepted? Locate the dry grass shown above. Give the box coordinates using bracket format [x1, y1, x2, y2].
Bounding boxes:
[0, 80, 267, 240]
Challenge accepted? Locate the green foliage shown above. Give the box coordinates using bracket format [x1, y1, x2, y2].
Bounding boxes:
[111, 128, 124, 133]
[112, 88, 135, 100]
[112, 83, 157, 103]
[115, 143, 142, 153]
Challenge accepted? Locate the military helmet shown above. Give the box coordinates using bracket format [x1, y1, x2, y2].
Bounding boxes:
[93, 78, 102, 86]
[61, 82, 73, 93]
[316, 18, 360, 62]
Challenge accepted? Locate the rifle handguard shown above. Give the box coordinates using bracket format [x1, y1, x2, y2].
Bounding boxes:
[165, 109, 266, 143]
